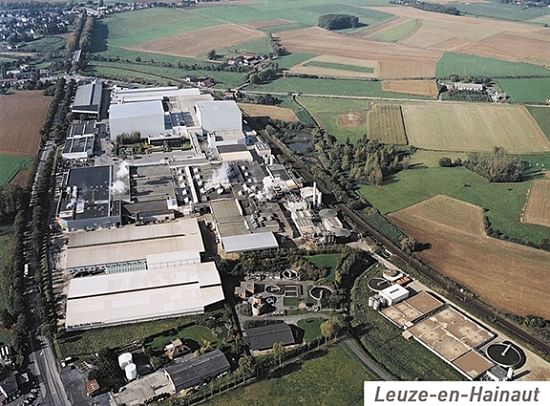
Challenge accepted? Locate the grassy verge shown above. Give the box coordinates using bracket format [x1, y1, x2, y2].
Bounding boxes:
[297, 318, 323, 342]
[351, 269, 464, 380]
[359, 167, 549, 245]
[206, 345, 373, 406]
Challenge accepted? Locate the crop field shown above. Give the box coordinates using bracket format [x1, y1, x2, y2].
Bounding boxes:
[402, 103, 550, 154]
[359, 167, 549, 245]
[277, 27, 442, 79]
[246, 18, 293, 29]
[367, 104, 407, 145]
[130, 24, 265, 58]
[527, 106, 550, 140]
[496, 78, 550, 104]
[436, 52, 550, 78]
[289, 55, 379, 79]
[208, 345, 372, 406]
[0, 155, 33, 186]
[369, 18, 419, 42]
[0, 92, 51, 156]
[381, 80, 438, 97]
[523, 174, 550, 228]
[456, 1, 550, 22]
[390, 195, 550, 318]
[238, 103, 298, 122]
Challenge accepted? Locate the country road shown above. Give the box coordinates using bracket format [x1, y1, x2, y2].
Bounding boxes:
[343, 338, 397, 381]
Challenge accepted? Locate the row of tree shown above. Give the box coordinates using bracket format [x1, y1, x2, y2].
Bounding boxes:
[0, 184, 27, 225]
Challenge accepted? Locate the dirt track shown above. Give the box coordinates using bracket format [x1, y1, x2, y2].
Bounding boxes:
[390, 195, 550, 319]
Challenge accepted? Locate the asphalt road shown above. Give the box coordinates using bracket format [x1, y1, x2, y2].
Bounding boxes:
[31, 336, 70, 406]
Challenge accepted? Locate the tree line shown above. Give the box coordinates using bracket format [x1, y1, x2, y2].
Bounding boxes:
[318, 14, 359, 30]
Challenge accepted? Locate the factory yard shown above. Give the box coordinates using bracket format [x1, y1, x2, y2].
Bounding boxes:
[129, 24, 265, 58]
[238, 103, 298, 122]
[0, 91, 51, 155]
[390, 195, 550, 319]
[522, 173, 550, 228]
[402, 104, 550, 153]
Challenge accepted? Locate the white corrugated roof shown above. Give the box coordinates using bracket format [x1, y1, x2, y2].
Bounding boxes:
[65, 262, 224, 329]
[222, 232, 278, 253]
[110, 100, 164, 120]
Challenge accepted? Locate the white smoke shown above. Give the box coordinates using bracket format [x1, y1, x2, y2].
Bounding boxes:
[252, 176, 274, 202]
[111, 160, 129, 194]
[206, 162, 231, 191]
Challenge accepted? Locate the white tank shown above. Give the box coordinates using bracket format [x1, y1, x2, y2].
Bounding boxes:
[118, 352, 133, 370]
[368, 296, 374, 307]
[125, 363, 137, 381]
[373, 300, 380, 311]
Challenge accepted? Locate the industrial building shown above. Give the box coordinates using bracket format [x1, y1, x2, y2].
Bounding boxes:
[72, 81, 104, 116]
[244, 323, 297, 352]
[196, 100, 242, 134]
[62, 121, 96, 160]
[65, 261, 224, 330]
[65, 218, 204, 273]
[164, 350, 230, 393]
[109, 100, 166, 140]
[55, 166, 122, 231]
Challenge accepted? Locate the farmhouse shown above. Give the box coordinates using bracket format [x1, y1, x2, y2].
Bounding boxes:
[72, 81, 104, 116]
[451, 82, 485, 92]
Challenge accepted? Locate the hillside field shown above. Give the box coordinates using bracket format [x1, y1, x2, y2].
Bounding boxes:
[496, 78, 550, 104]
[359, 167, 549, 245]
[390, 195, 550, 318]
[402, 103, 550, 153]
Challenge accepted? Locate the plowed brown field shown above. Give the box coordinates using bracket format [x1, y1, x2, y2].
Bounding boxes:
[523, 173, 550, 227]
[382, 80, 438, 97]
[390, 195, 550, 318]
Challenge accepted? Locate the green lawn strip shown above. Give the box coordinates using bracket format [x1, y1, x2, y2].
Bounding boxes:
[359, 167, 548, 245]
[527, 106, 550, 141]
[408, 150, 469, 168]
[298, 96, 372, 113]
[457, 2, 550, 21]
[496, 78, 550, 104]
[297, 318, 323, 341]
[351, 270, 464, 381]
[249, 77, 382, 97]
[436, 52, 550, 78]
[0, 155, 33, 186]
[206, 345, 373, 406]
[0, 225, 14, 320]
[371, 18, 418, 42]
[59, 316, 203, 358]
[304, 60, 374, 74]
[277, 53, 317, 70]
[19, 35, 65, 53]
[219, 36, 273, 59]
[519, 154, 550, 171]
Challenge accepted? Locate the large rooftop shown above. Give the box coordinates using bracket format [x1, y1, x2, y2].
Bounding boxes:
[244, 323, 296, 351]
[73, 82, 103, 115]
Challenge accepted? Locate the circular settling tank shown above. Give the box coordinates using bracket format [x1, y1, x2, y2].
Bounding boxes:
[486, 342, 524, 368]
[367, 277, 391, 292]
[310, 286, 332, 301]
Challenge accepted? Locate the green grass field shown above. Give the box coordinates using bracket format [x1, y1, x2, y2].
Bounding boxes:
[304, 60, 374, 74]
[0, 225, 14, 322]
[297, 318, 323, 341]
[249, 77, 383, 97]
[148, 325, 218, 353]
[497, 78, 550, 104]
[527, 106, 550, 141]
[371, 19, 419, 42]
[315, 111, 368, 143]
[0, 155, 32, 186]
[306, 253, 340, 282]
[59, 316, 202, 358]
[299, 96, 372, 113]
[359, 167, 549, 245]
[351, 270, 464, 381]
[456, 0, 550, 21]
[436, 52, 550, 78]
[407, 150, 468, 168]
[19, 35, 65, 53]
[207, 345, 372, 406]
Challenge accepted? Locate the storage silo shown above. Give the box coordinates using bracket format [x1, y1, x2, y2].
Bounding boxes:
[125, 363, 137, 381]
[118, 352, 133, 370]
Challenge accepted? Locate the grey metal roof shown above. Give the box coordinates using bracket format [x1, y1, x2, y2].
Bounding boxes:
[73, 82, 103, 113]
[222, 232, 278, 253]
[217, 144, 248, 154]
[109, 100, 164, 120]
[0, 373, 19, 397]
[165, 349, 230, 392]
[244, 323, 296, 351]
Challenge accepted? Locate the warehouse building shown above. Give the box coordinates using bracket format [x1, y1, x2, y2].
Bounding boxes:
[164, 350, 230, 393]
[109, 100, 166, 141]
[244, 323, 297, 352]
[65, 218, 204, 274]
[111, 86, 200, 104]
[72, 82, 103, 116]
[65, 261, 224, 330]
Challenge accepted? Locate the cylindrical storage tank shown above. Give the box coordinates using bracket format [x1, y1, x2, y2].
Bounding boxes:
[368, 296, 374, 307]
[125, 363, 137, 381]
[118, 352, 133, 370]
[252, 303, 261, 316]
[373, 300, 380, 311]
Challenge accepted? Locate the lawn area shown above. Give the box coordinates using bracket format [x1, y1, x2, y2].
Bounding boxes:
[297, 318, 323, 342]
[148, 325, 218, 353]
[249, 77, 383, 97]
[304, 61, 374, 74]
[436, 52, 550, 78]
[299, 96, 372, 113]
[407, 150, 468, 168]
[371, 19, 419, 42]
[315, 111, 368, 144]
[527, 106, 550, 141]
[359, 167, 550, 245]
[0, 155, 32, 186]
[520, 154, 550, 171]
[59, 316, 202, 358]
[207, 345, 373, 406]
[306, 253, 340, 282]
[351, 270, 464, 381]
[497, 78, 550, 104]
